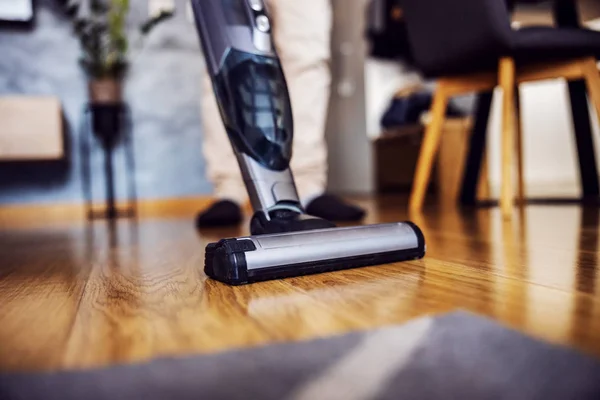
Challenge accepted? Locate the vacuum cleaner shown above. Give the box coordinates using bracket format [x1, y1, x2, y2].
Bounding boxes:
[191, 0, 425, 285]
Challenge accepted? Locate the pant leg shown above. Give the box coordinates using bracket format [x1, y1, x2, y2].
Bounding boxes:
[200, 63, 247, 204]
[267, 0, 333, 203]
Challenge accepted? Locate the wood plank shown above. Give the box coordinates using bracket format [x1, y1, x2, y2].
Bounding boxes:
[499, 57, 516, 218]
[0, 228, 90, 371]
[436, 59, 587, 100]
[409, 84, 449, 212]
[440, 74, 497, 96]
[517, 59, 585, 84]
[582, 57, 600, 135]
[2, 197, 600, 372]
[0, 196, 215, 228]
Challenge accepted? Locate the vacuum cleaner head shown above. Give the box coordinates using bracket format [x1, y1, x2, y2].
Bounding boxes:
[205, 222, 425, 285]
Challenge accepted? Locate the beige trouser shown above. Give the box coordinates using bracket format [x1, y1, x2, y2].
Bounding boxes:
[200, 0, 332, 205]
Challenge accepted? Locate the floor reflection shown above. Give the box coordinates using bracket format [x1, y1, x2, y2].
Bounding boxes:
[3, 199, 600, 370]
[0, 225, 86, 370]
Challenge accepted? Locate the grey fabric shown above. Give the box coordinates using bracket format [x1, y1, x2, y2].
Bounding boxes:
[513, 27, 600, 63]
[0, 333, 362, 400]
[401, 0, 514, 76]
[1, 312, 600, 400]
[401, 0, 600, 77]
[383, 313, 600, 400]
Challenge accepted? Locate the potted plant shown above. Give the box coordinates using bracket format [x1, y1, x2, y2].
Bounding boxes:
[61, 0, 172, 219]
[63, 0, 173, 104]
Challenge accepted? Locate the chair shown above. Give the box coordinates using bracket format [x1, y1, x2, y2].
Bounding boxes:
[402, 0, 600, 218]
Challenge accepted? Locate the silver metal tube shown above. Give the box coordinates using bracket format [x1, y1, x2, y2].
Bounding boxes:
[243, 223, 420, 270]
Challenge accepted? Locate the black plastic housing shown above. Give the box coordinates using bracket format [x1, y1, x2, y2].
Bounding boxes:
[204, 222, 426, 286]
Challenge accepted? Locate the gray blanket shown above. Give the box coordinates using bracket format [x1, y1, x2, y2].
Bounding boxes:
[1, 312, 599, 400]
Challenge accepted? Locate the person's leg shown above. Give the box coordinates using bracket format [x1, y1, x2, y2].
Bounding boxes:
[268, 0, 364, 221]
[196, 65, 245, 228]
[200, 68, 247, 204]
[267, 0, 330, 203]
[200, 0, 363, 226]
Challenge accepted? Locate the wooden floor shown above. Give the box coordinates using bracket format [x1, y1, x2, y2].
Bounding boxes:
[1, 196, 600, 372]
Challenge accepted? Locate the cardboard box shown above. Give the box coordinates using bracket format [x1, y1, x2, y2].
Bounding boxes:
[374, 118, 489, 205]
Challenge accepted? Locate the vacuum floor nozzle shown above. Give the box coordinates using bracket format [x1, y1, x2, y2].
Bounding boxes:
[205, 222, 425, 285]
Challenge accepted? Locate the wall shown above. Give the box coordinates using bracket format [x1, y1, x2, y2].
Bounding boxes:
[0, 0, 212, 205]
[326, 0, 374, 194]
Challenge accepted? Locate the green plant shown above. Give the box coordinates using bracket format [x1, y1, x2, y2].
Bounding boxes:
[64, 0, 173, 79]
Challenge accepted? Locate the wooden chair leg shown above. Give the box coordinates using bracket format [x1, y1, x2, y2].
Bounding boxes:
[515, 86, 525, 204]
[499, 57, 516, 219]
[409, 84, 449, 212]
[582, 58, 600, 132]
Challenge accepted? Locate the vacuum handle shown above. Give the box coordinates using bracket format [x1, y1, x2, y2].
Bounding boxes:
[191, 0, 275, 76]
[192, 0, 301, 214]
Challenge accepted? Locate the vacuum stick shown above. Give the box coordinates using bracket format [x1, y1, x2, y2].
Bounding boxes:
[192, 0, 425, 285]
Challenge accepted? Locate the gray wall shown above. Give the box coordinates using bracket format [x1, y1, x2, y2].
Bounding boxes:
[0, 0, 212, 205]
[326, 0, 374, 195]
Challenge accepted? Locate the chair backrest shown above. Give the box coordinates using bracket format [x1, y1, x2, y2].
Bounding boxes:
[401, 0, 514, 77]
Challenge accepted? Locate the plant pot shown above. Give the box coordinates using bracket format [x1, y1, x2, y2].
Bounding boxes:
[89, 103, 124, 149]
[88, 78, 123, 104]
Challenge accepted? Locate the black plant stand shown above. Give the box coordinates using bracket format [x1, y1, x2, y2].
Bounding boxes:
[81, 102, 137, 220]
